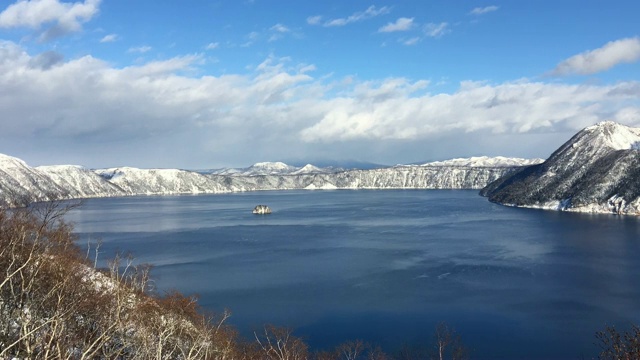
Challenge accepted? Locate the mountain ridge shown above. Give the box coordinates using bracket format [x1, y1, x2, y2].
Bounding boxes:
[0, 155, 536, 207]
[7, 119, 639, 216]
[481, 121, 640, 215]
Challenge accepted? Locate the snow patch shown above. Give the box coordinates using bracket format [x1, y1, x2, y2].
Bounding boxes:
[292, 164, 324, 175]
[36, 165, 85, 171]
[305, 182, 337, 190]
[420, 156, 544, 168]
[210, 162, 335, 176]
[585, 121, 640, 151]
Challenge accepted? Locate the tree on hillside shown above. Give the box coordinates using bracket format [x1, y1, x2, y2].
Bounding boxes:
[0, 200, 238, 359]
[254, 324, 309, 360]
[432, 322, 468, 360]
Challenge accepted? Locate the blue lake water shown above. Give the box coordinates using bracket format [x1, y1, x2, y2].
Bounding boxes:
[66, 190, 640, 359]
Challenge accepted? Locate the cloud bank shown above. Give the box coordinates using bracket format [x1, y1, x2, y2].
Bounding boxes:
[0, 40, 638, 167]
[0, 0, 100, 41]
[552, 37, 640, 75]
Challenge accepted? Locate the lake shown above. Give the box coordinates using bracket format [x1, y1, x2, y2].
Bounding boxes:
[65, 190, 640, 359]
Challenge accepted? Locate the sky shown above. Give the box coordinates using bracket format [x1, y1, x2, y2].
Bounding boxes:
[0, 0, 639, 169]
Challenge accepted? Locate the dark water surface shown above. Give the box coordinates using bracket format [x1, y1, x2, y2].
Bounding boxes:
[66, 190, 640, 359]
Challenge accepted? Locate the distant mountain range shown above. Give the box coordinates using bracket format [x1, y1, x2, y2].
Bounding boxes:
[0, 154, 537, 207]
[202, 162, 343, 176]
[200, 156, 545, 176]
[481, 121, 640, 215]
[3, 121, 638, 215]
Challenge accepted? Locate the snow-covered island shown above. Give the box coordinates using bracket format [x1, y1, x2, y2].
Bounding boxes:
[252, 205, 272, 214]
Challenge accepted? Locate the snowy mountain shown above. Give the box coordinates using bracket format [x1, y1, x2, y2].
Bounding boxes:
[245, 162, 298, 175]
[207, 162, 338, 176]
[290, 164, 331, 175]
[0, 154, 67, 206]
[36, 165, 124, 199]
[0, 155, 125, 207]
[94, 167, 230, 195]
[3, 123, 639, 215]
[481, 121, 640, 215]
[0, 154, 537, 207]
[421, 156, 544, 168]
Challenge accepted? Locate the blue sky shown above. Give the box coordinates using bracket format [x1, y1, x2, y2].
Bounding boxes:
[0, 0, 639, 168]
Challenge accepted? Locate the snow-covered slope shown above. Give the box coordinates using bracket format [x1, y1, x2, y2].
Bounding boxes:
[422, 156, 544, 168]
[246, 162, 297, 175]
[290, 164, 329, 175]
[5, 121, 638, 215]
[0, 154, 67, 206]
[208, 162, 337, 176]
[36, 165, 124, 199]
[95, 167, 229, 195]
[0, 155, 535, 207]
[0, 156, 126, 206]
[481, 121, 640, 215]
[207, 165, 516, 192]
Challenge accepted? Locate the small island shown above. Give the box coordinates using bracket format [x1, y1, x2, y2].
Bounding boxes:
[252, 205, 272, 214]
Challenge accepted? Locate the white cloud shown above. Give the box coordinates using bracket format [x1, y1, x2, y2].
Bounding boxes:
[424, 22, 449, 38]
[0, 40, 638, 168]
[268, 24, 291, 42]
[299, 64, 316, 73]
[322, 5, 390, 27]
[127, 45, 152, 54]
[552, 37, 640, 76]
[402, 37, 420, 46]
[0, 0, 101, 40]
[28, 50, 63, 69]
[615, 107, 640, 123]
[306, 15, 322, 25]
[241, 31, 260, 46]
[205, 42, 219, 50]
[299, 79, 640, 142]
[99, 33, 117, 43]
[270, 23, 289, 33]
[470, 6, 499, 15]
[378, 17, 414, 33]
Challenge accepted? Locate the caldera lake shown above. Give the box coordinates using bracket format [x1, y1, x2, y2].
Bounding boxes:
[65, 189, 640, 359]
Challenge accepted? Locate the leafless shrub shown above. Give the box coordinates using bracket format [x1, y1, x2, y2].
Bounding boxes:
[0, 200, 236, 359]
[596, 324, 640, 359]
[255, 325, 309, 360]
